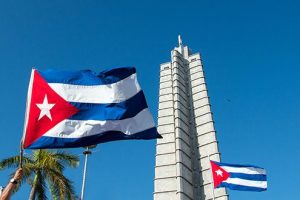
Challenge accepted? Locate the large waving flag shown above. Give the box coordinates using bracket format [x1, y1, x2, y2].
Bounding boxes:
[210, 161, 267, 192]
[23, 67, 161, 149]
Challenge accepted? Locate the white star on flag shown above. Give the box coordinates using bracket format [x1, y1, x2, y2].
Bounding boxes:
[215, 169, 223, 177]
[36, 95, 55, 121]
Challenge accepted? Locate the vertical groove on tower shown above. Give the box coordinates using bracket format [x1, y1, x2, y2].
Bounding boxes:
[154, 60, 177, 200]
[188, 55, 228, 200]
[154, 38, 228, 200]
[172, 50, 194, 200]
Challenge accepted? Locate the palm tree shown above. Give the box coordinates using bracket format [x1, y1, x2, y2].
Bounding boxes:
[0, 149, 79, 200]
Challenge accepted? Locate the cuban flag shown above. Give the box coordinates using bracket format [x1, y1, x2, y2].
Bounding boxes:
[22, 67, 161, 149]
[210, 161, 267, 192]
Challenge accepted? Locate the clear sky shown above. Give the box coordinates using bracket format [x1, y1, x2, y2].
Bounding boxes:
[0, 0, 299, 199]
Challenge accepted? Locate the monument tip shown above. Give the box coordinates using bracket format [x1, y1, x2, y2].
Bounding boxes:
[178, 35, 183, 46]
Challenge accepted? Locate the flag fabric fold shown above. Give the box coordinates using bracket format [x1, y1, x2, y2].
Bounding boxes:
[23, 67, 161, 149]
[210, 161, 267, 192]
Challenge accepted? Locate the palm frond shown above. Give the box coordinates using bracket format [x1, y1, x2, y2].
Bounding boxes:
[42, 152, 65, 172]
[53, 151, 79, 168]
[0, 156, 19, 169]
[35, 172, 48, 200]
[0, 149, 79, 200]
[45, 168, 77, 200]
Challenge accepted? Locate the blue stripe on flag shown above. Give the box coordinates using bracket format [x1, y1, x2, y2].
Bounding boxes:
[27, 127, 159, 149]
[69, 91, 148, 120]
[229, 173, 267, 181]
[219, 182, 267, 192]
[38, 67, 136, 85]
[214, 161, 265, 170]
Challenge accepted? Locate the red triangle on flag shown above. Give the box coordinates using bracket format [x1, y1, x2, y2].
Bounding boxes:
[23, 70, 79, 148]
[210, 161, 230, 188]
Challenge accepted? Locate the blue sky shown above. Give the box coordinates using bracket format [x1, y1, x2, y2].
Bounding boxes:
[0, 0, 299, 199]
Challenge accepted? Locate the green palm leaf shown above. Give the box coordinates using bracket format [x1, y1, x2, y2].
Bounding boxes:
[0, 150, 79, 200]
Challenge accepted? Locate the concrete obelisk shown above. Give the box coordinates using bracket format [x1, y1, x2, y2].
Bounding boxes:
[154, 36, 228, 200]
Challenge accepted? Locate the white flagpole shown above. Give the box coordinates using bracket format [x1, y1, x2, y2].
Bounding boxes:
[20, 69, 35, 168]
[80, 147, 91, 200]
[80, 145, 97, 200]
[208, 154, 215, 200]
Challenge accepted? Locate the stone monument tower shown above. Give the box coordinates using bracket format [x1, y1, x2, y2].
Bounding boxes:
[154, 36, 228, 200]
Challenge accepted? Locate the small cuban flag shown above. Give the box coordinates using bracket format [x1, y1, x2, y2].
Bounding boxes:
[22, 67, 161, 149]
[210, 161, 267, 192]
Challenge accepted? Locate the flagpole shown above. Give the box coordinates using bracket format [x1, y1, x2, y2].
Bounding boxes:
[80, 145, 97, 200]
[208, 154, 215, 200]
[19, 140, 24, 168]
[20, 69, 35, 168]
[80, 147, 91, 200]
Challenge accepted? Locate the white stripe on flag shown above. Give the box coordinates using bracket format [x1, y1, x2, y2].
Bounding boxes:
[224, 178, 267, 189]
[222, 166, 266, 175]
[49, 73, 141, 103]
[43, 108, 155, 138]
